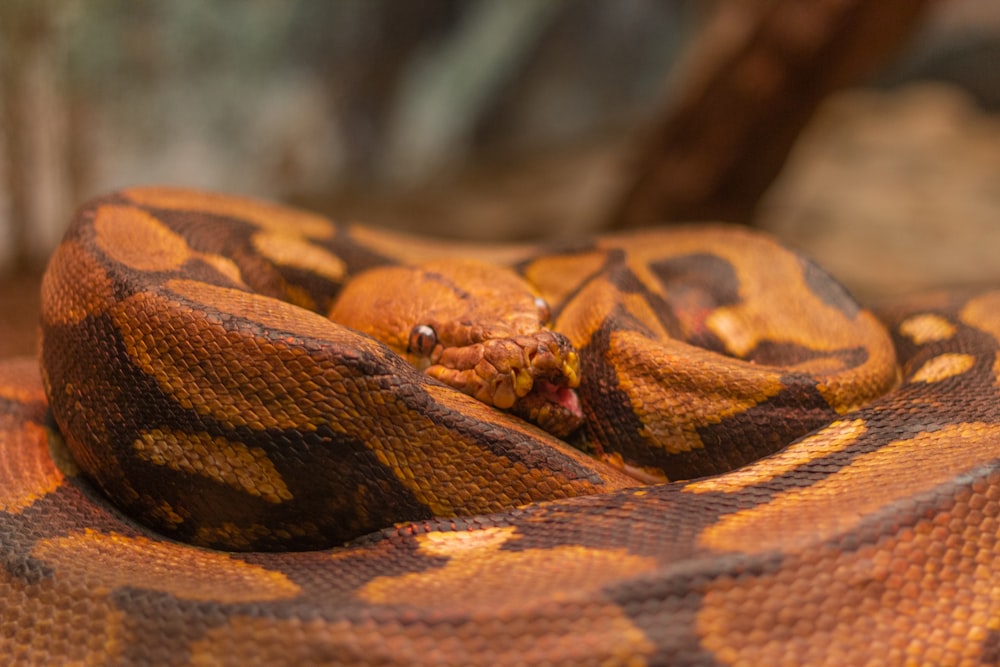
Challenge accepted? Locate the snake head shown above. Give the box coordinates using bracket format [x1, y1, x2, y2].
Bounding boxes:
[329, 259, 584, 437]
[422, 327, 583, 437]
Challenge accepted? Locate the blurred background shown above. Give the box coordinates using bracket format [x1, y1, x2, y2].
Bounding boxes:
[2, 0, 1000, 356]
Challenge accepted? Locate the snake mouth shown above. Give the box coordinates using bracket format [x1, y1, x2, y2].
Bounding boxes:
[510, 378, 584, 438]
[424, 330, 584, 438]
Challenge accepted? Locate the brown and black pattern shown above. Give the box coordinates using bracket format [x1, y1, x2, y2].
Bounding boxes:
[1, 187, 999, 664]
[529, 226, 898, 482]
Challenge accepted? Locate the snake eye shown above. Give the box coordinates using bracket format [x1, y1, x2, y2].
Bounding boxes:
[534, 297, 551, 325]
[408, 324, 438, 356]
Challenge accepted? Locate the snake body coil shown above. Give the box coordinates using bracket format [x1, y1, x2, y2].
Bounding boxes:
[1, 187, 999, 665]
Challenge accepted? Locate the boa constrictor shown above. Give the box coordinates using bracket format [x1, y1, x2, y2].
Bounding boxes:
[1, 187, 999, 665]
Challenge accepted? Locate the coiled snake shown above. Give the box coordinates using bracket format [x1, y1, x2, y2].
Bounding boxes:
[2, 187, 999, 665]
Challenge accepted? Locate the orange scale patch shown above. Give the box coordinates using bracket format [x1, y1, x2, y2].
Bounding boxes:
[346, 222, 535, 266]
[0, 565, 128, 664]
[406, 384, 635, 509]
[898, 313, 957, 344]
[697, 478, 1000, 666]
[163, 278, 351, 344]
[0, 419, 65, 514]
[94, 205, 193, 272]
[31, 529, 300, 603]
[122, 187, 336, 240]
[112, 288, 358, 432]
[251, 231, 346, 283]
[358, 524, 658, 612]
[133, 428, 292, 504]
[195, 610, 655, 667]
[609, 329, 785, 455]
[961, 292, 1000, 340]
[40, 240, 115, 326]
[522, 250, 607, 308]
[698, 422, 1000, 556]
[910, 353, 976, 384]
[685, 419, 867, 495]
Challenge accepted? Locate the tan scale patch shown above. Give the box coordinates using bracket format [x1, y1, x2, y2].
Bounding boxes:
[704, 309, 759, 360]
[554, 277, 629, 350]
[115, 281, 632, 517]
[610, 329, 785, 455]
[898, 313, 957, 344]
[190, 609, 652, 667]
[685, 419, 866, 494]
[123, 186, 336, 239]
[961, 291, 1000, 337]
[418, 525, 519, 556]
[39, 240, 115, 326]
[377, 383, 635, 517]
[92, 203, 246, 288]
[0, 565, 127, 664]
[553, 275, 671, 353]
[717, 307, 896, 415]
[621, 291, 673, 340]
[606, 228, 898, 414]
[960, 292, 1000, 392]
[522, 250, 607, 309]
[0, 419, 65, 514]
[336, 527, 656, 663]
[815, 316, 899, 414]
[164, 278, 348, 343]
[698, 422, 1000, 555]
[910, 353, 976, 383]
[198, 253, 245, 286]
[357, 526, 660, 609]
[111, 283, 373, 432]
[251, 231, 346, 283]
[134, 428, 292, 503]
[603, 228, 859, 358]
[713, 257, 859, 358]
[94, 205, 193, 272]
[32, 529, 300, 603]
[697, 479, 1000, 666]
[348, 222, 533, 266]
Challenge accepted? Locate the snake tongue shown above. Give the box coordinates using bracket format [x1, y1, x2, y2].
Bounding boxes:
[537, 380, 582, 418]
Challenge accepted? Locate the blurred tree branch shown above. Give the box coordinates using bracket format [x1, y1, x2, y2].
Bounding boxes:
[0, 0, 75, 272]
[608, 0, 932, 228]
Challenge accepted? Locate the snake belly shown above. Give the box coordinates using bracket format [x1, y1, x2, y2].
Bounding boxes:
[0, 186, 999, 665]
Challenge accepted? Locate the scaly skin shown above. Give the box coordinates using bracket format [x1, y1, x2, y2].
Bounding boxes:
[0, 187, 996, 665]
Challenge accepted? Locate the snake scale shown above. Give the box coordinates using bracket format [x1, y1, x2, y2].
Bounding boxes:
[2, 186, 1000, 665]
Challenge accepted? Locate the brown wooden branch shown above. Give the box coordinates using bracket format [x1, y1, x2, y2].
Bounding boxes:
[607, 0, 933, 228]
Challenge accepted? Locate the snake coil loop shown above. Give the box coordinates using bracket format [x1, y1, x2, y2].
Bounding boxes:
[0, 187, 997, 665]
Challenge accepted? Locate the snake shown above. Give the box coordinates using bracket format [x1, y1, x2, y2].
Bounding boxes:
[1, 186, 999, 665]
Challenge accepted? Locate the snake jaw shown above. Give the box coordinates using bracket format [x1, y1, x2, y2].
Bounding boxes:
[510, 379, 584, 438]
[423, 329, 584, 437]
[507, 334, 584, 437]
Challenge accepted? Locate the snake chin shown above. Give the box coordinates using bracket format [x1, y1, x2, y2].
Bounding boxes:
[511, 379, 584, 438]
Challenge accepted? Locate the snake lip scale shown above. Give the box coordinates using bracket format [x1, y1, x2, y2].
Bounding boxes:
[1, 186, 998, 665]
